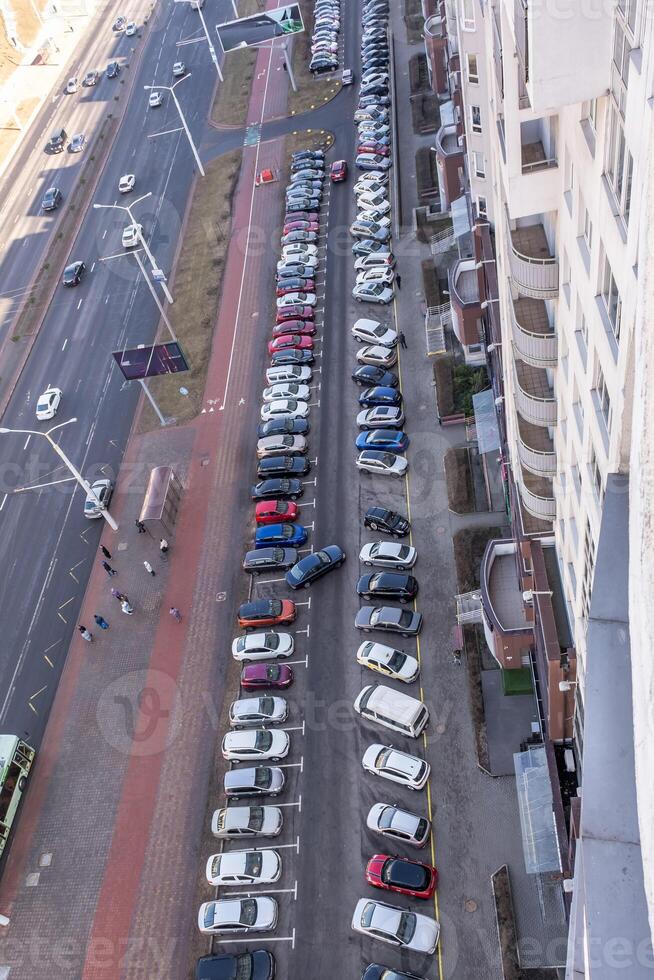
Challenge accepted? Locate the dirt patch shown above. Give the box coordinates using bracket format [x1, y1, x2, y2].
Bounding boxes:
[404, 0, 425, 45]
[421, 257, 442, 307]
[0, 0, 51, 86]
[416, 145, 439, 199]
[493, 865, 521, 980]
[444, 447, 475, 514]
[287, 0, 341, 117]
[211, 0, 261, 128]
[409, 52, 430, 94]
[452, 525, 506, 594]
[412, 92, 440, 134]
[433, 355, 454, 416]
[138, 149, 242, 431]
[464, 625, 490, 771]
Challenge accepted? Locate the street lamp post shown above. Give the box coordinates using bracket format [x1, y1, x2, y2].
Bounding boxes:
[93, 194, 174, 304]
[0, 419, 118, 531]
[175, 0, 223, 80]
[144, 76, 205, 177]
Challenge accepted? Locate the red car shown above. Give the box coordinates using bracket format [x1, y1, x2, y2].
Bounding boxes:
[241, 663, 294, 690]
[365, 854, 438, 900]
[271, 320, 316, 338]
[358, 142, 391, 157]
[330, 159, 348, 182]
[285, 210, 319, 223]
[255, 500, 299, 524]
[276, 279, 316, 297]
[268, 334, 314, 354]
[275, 305, 315, 324]
[237, 598, 296, 629]
[283, 220, 319, 234]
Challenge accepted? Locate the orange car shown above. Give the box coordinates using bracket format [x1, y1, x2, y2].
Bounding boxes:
[237, 598, 296, 630]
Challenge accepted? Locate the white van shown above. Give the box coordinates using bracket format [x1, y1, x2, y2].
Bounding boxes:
[354, 684, 429, 738]
[265, 364, 312, 385]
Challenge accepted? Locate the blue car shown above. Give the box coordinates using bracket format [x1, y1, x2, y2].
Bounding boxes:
[358, 385, 403, 408]
[255, 522, 308, 549]
[356, 429, 410, 453]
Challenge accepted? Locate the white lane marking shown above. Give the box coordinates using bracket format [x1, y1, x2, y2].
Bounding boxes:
[77, 298, 83, 310]
[0, 494, 7, 511]
[23, 435, 31, 451]
[91, 262, 96, 273]
[61, 338, 68, 351]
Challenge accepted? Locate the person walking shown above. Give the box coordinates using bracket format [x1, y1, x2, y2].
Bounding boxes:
[121, 599, 134, 615]
[78, 625, 93, 642]
[399, 331, 407, 349]
[143, 560, 155, 577]
[169, 606, 182, 623]
[396, 273, 402, 289]
[111, 588, 128, 602]
[135, 519, 146, 534]
[159, 538, 169, 559]
[94, 614, 109, 630]
[100, 544, 112, 560]
[101, 560, 117, 577]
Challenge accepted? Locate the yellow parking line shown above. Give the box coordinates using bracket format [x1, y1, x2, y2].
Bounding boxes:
[393, 294, 445, 980]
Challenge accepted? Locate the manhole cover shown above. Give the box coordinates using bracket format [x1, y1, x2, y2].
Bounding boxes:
[39, 853, 52, 868]
[436, 722, 446, 734]
[200, 456, 210, 467]
[117, 542, 128, 552]
[25, 873, 39, 887]
[465, 899, 478, 913]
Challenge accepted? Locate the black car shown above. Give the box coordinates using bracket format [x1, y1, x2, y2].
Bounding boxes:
[257, 417, 309, 438]
[270, 349, 314, 367]
[257, 456, 310, 479]
[276, 277, 314, 292]
[251, 478, 304, 501]
[243, 547, 297, 574]
[106, 60, 121, 78]
[357, 571, 418, 603]
[62, 261, 85, 286]
[292, 150, 325, 162]
[359, 386, 403, 408]
[277, 263, 316, 280]
[361, 966, 424, 980]
[364, 506, 410, 537]
[352, 365, 398, 387]
[41, 187, 62, 211]
[196, 950, 275, 980]
[285, 544, 345, 589]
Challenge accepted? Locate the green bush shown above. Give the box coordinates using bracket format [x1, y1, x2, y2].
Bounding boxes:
[452, 364, 488, 417]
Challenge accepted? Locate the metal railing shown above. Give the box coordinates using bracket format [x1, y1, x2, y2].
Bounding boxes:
[430, 225, 456, 254]
[521, 156, 558, 175]
[519, 478, 556, 520]
[513, 362, 557, 427]
[511, 310, 557, 368]
[517, 437, 557, 476]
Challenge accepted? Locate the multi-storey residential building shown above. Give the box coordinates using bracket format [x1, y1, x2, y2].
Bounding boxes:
[424, 0, 652, 974]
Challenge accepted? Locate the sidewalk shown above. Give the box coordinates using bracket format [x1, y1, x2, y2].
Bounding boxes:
[0, 22, 292, 980]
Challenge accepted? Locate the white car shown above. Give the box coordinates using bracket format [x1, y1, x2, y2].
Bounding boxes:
[229, 697, 288, 727]
[221, 729, 290, 762]
[83, 478, 113, 519]
[262, 382, 311, 403]
[68, 133, 86, 153]
[357, 153, 392, 171]
[355, 253, 396, 272]
[231, 632, 294, 662]
[197, 897, 278, 935]
[125, 20, 137, 35]
[282, 243, 318, 260]
[205, 848, 281, 886]
[356, 640, 420, 683]
[354, 178, 388, 196]
[352, 318, 397, 346]
[356, 188, 389, 207]
[366, 802, 430, 847]
[360, 542, 417, 570]
[66, 77, 78, 94]
[277, 255, 318, 272]
[356, 266, 395, 287]
[122, 223, 143, 248]
[357, 198, 391, 217]
[148, 91, 163, 107]
[266, 365, 312, 384]
[172, 61, 186, 76]
[257, 434, 307, 458]
[357, 209, 391, 228]
[353, 283, 395, 305]
[356, 344, 398, 367]
[357, 123, 391, 138]
[362, 743, 431, 790]
[276, 293, 317, 309]
[211, 805, 283, 839]
[36, 386, 62, 421]
[356, 450, 407, 478]
[357, 406, 405, 429]
[260, 399, 309, 422]
[351, 898, 440, 954]
[118, 174, 135, 194]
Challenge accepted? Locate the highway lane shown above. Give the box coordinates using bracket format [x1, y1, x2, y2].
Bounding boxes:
[0, 0, 232, 743]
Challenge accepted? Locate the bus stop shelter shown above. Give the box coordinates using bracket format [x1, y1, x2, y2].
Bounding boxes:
[138, 466, 183, 538]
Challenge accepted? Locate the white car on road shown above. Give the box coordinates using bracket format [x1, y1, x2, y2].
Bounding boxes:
[260, 399, 309, 422]
[118, 174, 135, 194]
[362, 743, 431, 790]
[351, 898, 440, 954]
[276, 293, 317, 309]
[357, 406, 404, 429]
[352, 318, 397, 346]
[277, 255, 318, 272]
[211, 805, 283, 839]
[356, 640, 420, 683]
[205, 848, 281, 886]
[366, 801, 430, 847]
[229, 697, 288, 727]
[197, 897, 278, 935]
[359, 542, 417, 569]
[356, 266, 395, 287]
[282, 243, 318, 261]
[36, 386, 62, 421]
[262, 382, 311, 403]
[266, 365, 312, 384]
[65, 77, 78, 94]
[355, 252, 396, 272]
[125, 20, 137, 35]
[221, 729, 290, 762]
[172, 61, 186, 77]
[148, 91, 163, 107]
[122, 223, 143, 248]
[356, 449, 407, 478]
[231, 632, 294, 662]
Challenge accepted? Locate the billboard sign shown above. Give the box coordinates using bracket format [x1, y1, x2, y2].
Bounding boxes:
[216, 4, 303, 52]
[112, 342, 189, 381]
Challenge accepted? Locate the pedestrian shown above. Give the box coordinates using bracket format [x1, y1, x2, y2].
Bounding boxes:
[78, 625, 93, 642]
[135, 519, 146, 534]
[121, 599, 134, 615]
[100, 544, 112, 560]
[396, 273, 402, 289]
[159, 538, 169, 558]
[143, 560, 155, 577]
[111, 588, 126, 601]
[94, 614, 109, 630]
[169, 606, 182, 623]
[399, 330, 407, 349]
[101, 560, 117, 577]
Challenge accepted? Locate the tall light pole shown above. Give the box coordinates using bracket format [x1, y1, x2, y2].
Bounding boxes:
[93, 194, 174, 304]
[175, 0, 223, 80]
[144, 76, 205, 177]
[0, 419, 118, 531]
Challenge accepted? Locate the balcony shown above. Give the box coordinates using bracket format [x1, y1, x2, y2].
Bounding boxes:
[449, 258, 482, 347]
[508, 222, 558, 299]
[517, 416, 556, 477]
[479, 539, 533, 669]
[513, 356, 556, 427]
[424, 12, 446, 38]
[434, 105, 464, 210]
[511, 295, 557, 368]
[519, 466, 555, 522]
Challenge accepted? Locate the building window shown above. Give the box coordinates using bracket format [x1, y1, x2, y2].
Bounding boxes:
[476, 195, 488, 218]
[599, 250, 622, 342]
[588, 98, 598, 133]
[589, 443, 604, 504]
[580, 520, 596, 621]
[461, 0, 475, 31]
[470, 105, 482, 134]
[472, 151, 485, 178]
[605, 103, 633, 229]
[466, 53, 479, 83]
[583, 208, 593, 253]
[561, 248, 571, 306]
[616, 0, 639, 39]
[594, 365, 612, 434]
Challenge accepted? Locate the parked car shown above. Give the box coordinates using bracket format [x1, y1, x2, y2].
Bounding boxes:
[242, 548, 297, 574]
[231, 631, 294, 662]
[359, 541, 416, 569]
[352, 318, 397, 347]
[223, 768, 285, 800]
[365, 854, 438, 899]
[366, 801, 431, 847]
[364, 506, 410, 536]
[250, 479, 304, 501]
[351, 898, 439, 953]
[356, 640, 420, 683]
[221, 729, 289, 762]
[241, 663, 294, 690]
[197, 897, 278, 935]
[357, 406, 405, 429]
[358, 386, 402, 408]
[256, 455, 310, 479]
[257, 418, 309, 438]
[237, 599, 296, 629]
[211, 806, 283, 840]
[285, 545, 345, 589]
[255, 500, 299, 524]
[206, 849, 281, 887]
[361, 743, 431, 790]
[356, 571, 418, 603]
[355, 605, 423, 636]
[229, 697, 288, 727]
[356, 344, 398, 368]
[254, 523, 307, 548]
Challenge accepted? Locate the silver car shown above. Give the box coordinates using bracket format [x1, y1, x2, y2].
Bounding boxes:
[229, 696, 288, 727]
[224, 766, 286, 799]
[211, 805, 283, 839]
[359, 541, 417, 569]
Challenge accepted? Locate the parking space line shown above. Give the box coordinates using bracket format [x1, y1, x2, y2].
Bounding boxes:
[275, 798, 302, 809]
[227, 883, 298, 898]
[286, 656, 309, 667]
[217, 935, 295, 946]
[295, 625, 310, 637]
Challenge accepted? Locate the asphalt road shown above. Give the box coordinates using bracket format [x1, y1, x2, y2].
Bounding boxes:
[0, 0, 234, 745]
